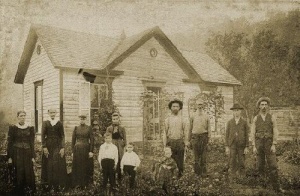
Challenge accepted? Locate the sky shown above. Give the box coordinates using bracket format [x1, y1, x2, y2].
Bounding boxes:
[0, 0, 299, 123]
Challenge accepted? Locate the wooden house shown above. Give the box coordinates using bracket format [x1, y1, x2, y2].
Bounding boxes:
[14, 25, 241, 142]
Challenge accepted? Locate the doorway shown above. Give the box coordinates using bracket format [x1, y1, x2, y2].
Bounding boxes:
[34, 81, 43, 136]
[144, 87, 162, 140]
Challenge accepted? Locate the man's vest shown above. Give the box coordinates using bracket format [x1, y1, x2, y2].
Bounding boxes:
[255, 113, 273, 139]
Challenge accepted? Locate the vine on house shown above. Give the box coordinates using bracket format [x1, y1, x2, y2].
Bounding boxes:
[188, 90, 225, 136]
[140, 89, 184, 145]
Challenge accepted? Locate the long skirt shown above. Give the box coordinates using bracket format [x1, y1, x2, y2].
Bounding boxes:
[72, 143, 93, 187]
[41, 145, 67, 189]
[11, 147, 36, 195]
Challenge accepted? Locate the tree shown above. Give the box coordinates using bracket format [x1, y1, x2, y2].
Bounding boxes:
[205, 9, 300, 121]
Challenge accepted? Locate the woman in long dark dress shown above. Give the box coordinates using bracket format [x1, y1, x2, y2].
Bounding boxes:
[41, 108, 67, 190]
[7, 111, 36, 195]
[71, 115, 94, 187]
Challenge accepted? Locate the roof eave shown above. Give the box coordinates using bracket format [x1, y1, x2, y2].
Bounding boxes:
[182, 78, 242, 86]
[14, 27, 38, 84]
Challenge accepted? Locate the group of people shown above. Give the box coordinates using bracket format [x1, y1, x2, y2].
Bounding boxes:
[6, 109, 140, 195]
[226, 97, 283, 193]
[6, 96, 284, 195]
[159, 97, 283, 193]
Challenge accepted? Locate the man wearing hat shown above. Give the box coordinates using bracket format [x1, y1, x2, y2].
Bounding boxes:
[189, 99, 211, 177]
[225, 103, 249, 179]
[251, 97, 283, 193]
[163, 99, 189, 178]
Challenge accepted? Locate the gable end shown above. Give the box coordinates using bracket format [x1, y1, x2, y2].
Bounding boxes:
[106, 27, 203, 82]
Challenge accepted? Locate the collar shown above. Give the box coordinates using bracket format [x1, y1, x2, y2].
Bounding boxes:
[49, 118, 59, 126]
[234, 117, 241, 121]
[16, 123, 29, 129]
[260, 113, 268, 118]
[234, 117, 241, 124]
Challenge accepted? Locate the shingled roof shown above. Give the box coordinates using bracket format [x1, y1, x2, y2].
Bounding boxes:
[14, 25, 241, 86]
[35, 25, 120, 69]
[181, 50, 241, 85]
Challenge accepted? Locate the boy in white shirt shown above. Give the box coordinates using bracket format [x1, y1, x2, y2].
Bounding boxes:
[120, 143, 141, 188]
[98, 133, 118, 189]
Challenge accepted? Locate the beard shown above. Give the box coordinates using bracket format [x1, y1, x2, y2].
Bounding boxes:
[172, 110, 179, 114]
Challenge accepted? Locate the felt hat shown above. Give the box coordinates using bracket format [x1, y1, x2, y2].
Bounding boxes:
[168, 99, 183, 110]
[230, 103, 244, 110]
[78, 114, 87, 119]
[112, 112, 120, 117]
[256, 97, 271, 108]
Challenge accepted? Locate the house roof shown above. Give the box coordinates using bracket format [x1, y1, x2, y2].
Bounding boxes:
[106, 27, 156, 65]
[35, 25, 120, 69]
[14, 25, 241, 86]
[181, 51, 241, 85]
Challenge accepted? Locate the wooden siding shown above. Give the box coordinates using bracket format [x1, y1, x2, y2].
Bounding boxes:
[23, 39, 60, 133]
[270, 106, 300, 141]
[113, 38, 202, 142]
[62, 69, 87, 140]
[112, 76, 145, 142]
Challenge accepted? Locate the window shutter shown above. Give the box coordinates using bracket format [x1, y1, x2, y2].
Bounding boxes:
[79, 81, 91, 125]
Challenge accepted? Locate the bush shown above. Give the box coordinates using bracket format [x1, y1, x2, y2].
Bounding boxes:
[277, 141, 300, 165]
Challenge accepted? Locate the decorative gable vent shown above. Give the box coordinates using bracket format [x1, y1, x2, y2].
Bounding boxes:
[36, 45, 41, 55]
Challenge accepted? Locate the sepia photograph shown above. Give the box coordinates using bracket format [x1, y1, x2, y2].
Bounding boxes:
[0, 0, 299, 195]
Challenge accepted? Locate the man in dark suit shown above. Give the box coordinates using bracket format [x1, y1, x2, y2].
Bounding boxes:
[225, 103, 249, 178]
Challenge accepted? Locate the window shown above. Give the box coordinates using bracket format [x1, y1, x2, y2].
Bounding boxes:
[90, 83, 108, 119]
[80, 82, 109, 125]
[90, 83, 108, 109]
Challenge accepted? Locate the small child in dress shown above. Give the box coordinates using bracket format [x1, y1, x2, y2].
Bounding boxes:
[152, 147, 178, 194]
[120, 143, 141, 188]
[98, 133, 118, 189]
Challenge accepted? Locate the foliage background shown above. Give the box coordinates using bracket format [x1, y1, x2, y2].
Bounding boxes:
[205, 10, 300, 121]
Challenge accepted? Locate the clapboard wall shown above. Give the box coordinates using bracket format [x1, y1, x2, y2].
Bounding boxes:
[271, 106, 300, 141]
[23, 39, 60, 133]
[62, 69, 88, 140]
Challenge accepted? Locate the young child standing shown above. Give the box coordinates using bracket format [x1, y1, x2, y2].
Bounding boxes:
[106, 113, 127, 181]
[152, 147, 178, 194]
[120, 143, 141, 188]
[98, 133, 118, 189]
